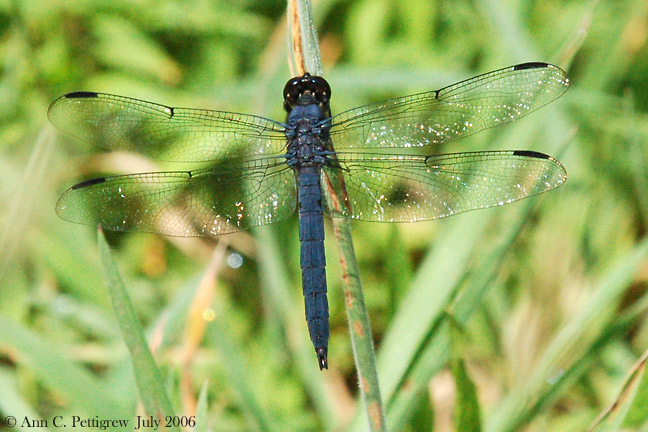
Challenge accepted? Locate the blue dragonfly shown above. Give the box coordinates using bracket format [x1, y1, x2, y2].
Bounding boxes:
[49, 62, 569, 369]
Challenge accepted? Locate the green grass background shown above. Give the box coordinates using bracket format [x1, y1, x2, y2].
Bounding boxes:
[2, 0, 648, 430]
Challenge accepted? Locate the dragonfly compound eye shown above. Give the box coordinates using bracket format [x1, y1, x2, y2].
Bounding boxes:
[283, 76, 304, 107]
[284, 73, 332, 107]
[309, 75, 331, 104]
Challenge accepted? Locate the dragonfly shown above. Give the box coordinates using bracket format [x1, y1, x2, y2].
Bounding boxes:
[49, 62, 569, 370]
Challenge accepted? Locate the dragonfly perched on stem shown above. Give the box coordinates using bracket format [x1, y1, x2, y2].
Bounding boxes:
[49, 62, 569, 370]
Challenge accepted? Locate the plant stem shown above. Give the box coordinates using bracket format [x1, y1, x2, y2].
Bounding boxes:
[287, 1, 386, 430]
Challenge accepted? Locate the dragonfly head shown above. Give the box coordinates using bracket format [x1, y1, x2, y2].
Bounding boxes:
[283, 73, 331, 115]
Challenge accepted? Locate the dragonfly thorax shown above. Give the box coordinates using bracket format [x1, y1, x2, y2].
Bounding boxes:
[286, 96, 328, 125]
[285, 120, 329, 168]
[285, 87, 332, 169]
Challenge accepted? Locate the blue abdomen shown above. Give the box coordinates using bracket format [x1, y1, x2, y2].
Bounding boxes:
[298, 165, 329, 369]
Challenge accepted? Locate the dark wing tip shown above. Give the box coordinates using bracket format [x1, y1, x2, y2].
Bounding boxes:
[316, 348, 328, 370]
[513, 150, 568, 184]
[512, 150, 551, 159]
[56, 177, 108, 222]
[64, 91, 99, 99]
[513, 62, 550, 70]
[71, 177, 107, 190]
[49, 92, 100, 121]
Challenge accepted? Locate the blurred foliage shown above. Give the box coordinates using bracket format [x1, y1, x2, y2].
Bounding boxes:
[2, 0, 648, 431]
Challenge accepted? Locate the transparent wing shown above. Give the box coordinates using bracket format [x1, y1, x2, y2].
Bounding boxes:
[328, 63, 569, 150]
[322, 150, 566, 222]
[56, 157, 296, 236]
[48, 92, 288, 162]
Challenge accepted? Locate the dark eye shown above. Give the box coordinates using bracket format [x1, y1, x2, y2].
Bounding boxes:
[309, 76, 331, 103]
[283, 73, 331, 107]
[283, 76, 302, 106]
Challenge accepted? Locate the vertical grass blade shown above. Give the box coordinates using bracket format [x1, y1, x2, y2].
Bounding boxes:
[449, 320, 482, 432]
[287, 0, 322, 76]
[195, 381, 209, 432]
[288, 1, 386, 430]
[332, 216, 386, 431]
[97, 228, 178, 428]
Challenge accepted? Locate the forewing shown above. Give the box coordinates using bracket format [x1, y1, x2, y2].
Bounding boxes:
[56, 157, 296, 236]
[328, 63, 569, 150]
[48, 92, 288, 162]
[322, 151, 566, 222]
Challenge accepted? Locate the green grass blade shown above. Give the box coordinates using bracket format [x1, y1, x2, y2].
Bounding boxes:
[451, 358, 482, 431]
[385, 225, 414, 315]
[450, 320, 482, 432]
[287, 0, 322, 75]
[333, 216, 386, 431]
[97, 229, 177, 427]
[195, 381, 209, 432]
